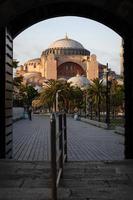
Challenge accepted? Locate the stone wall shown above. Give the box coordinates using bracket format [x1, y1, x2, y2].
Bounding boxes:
[80, 117, 108, 129]
[115, 126, 125, 135]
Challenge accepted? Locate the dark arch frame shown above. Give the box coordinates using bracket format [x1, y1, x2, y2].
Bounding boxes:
[0, 0, 133, 159]
[9, 2, 130, 39]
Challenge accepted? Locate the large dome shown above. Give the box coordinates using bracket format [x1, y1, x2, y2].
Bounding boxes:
[49, 36, 84, 49]
[42, 35, 90, 56]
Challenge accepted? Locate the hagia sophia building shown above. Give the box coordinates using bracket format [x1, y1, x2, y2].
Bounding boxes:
[16, 35, 119, 88]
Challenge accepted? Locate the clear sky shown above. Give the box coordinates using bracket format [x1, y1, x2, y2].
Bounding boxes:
[13, 16, 122, 74]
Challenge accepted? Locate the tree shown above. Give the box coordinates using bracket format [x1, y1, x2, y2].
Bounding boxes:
[66, 86, 83, 113]
[37, 79, 83, 113]
[38, 79, 63, 111]
[110, 81, 124, 118]
[13, 75, 24, 106]
[12, 59, 19, 69]
[13, 76, 23, 87]
[20, 85, 38, 106]
[87, 78, 104, 121]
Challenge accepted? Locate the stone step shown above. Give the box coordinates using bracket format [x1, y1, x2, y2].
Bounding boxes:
[0, 160, 133, 200]
[64, 160, 133, 168]
[0, 188, 71, 200]
[58, 186, 133, 200]
[0, 160, 51, 174]
[0, 160, 51, 189]
[58, 161, 133, 200]
[0, 188, 51, 200]
[1, 187, 133, 200]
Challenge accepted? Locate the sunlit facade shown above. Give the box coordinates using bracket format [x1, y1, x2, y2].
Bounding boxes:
[16, 35, 111, 86]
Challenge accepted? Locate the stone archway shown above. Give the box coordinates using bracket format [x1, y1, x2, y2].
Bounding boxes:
[0, 0, 133, 158]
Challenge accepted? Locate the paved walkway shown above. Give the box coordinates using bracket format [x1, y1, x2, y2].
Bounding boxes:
[13, 115, 124, 161]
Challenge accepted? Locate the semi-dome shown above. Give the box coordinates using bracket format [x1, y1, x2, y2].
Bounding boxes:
[49, 36, 84, 49]
[23, 72, 41, 80]
[67, 74, 90, 89]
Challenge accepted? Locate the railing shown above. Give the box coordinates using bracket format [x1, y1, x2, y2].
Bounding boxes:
[50, 112, 67, 200]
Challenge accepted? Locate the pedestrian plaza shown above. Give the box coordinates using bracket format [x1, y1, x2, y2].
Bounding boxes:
[13, 115, 124, 161]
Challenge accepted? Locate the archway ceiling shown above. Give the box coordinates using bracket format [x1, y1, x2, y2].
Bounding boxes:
[0, 0, 133, 38]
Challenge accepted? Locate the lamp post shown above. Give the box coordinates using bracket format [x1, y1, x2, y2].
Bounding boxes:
[90, 99, 93, 120]
[81, 79, 89, 118]
[82, 89, 87, 118]
[88, 98, 93, 120]
[104, 63, 111, 128]
[81, 56, 90, 118]
[55, 90, 61, 112]
[85, 90, 87, 118]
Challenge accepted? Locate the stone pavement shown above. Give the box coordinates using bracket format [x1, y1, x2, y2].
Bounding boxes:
[13, 115, 124, 161]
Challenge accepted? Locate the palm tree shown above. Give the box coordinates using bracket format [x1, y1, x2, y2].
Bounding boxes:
[38, 79, 83, 113]
[57, 82, 72, 112]
[38, 79, 68, 112]
[68, 86, 83, 113]
[87, 78, 104, 121]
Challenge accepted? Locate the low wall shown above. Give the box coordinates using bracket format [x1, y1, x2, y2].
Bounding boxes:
[13, 107, 24, 122]
[115, 126, 125, 135]
[80, 117, 107, 129]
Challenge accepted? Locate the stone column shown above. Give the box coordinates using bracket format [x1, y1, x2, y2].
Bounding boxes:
[87, 54, 98, 81]
[45, 54, 57, 80]
[86, 56, 90, 80]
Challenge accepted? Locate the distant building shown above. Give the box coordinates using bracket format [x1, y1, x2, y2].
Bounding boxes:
[16, 35, 117, 86]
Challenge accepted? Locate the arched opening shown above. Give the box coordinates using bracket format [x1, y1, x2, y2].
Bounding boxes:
[12, 16, 124, 162]
[1, 2, 133, 199]
[0, 0, 132, 160]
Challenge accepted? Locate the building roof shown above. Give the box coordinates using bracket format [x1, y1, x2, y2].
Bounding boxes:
[48, 36, 84, 49]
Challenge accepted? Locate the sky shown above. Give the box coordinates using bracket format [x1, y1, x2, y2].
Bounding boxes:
[13, 16, 122, 74]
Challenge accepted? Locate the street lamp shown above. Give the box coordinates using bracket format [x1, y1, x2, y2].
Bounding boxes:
[81, 87, 87, 118]
[55, 90, 61, 112]
[88, 98, 93, 120]
[81, 56, 91, 118]
[103, 63, 111, 128]
[81, 77, 89, 118]
[83, 90, 87, 118]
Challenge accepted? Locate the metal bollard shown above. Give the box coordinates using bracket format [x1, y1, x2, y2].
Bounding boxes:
[63, 113, 67, 162]
[59, 113, 63, 177]
[50, 113, 57, 200]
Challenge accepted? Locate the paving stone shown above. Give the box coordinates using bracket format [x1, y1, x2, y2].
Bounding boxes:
[13, 116, 124, 161]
